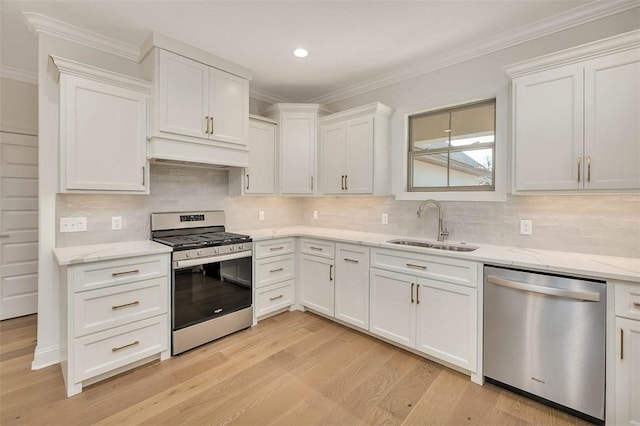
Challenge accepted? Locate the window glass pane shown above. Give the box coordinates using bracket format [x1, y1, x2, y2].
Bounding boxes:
[449, 148, 493, 187]
[450, 103, 495, 147]
[413, 153, 448, 187]
[410, 112, 449, 151]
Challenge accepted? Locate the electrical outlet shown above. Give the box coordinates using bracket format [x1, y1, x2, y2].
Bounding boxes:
[520, 219, 533, 235]
[381, 213, 389, 225]
[60, 217, 87, 233]
[313, 210, 318, 220]
[259, 211, 265, 221]
[112, 216, 122, 230]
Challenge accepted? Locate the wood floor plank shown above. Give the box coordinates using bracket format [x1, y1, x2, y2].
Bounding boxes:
[0, 311, 592, 426]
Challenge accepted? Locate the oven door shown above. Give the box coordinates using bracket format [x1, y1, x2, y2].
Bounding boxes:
[172, 251, 252, 331]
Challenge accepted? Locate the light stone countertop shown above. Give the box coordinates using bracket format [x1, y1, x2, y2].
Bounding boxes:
[54, 240, 172, 266]
[232, 226, 640, 283]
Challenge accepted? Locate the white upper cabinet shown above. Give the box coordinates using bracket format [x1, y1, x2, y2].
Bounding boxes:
[263, 104, 327, 195]
[507, 30, 640, 192]
[49, 56, 150, 194]
[157, 49, 248, 145]
[319, 103, 392, 195]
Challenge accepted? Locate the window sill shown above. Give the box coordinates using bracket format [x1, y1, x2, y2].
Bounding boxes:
[394, 190, 507, 202]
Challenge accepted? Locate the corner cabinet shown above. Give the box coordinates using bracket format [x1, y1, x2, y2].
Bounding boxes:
[140, 34, 252, 167]
[319, 103, 393, 195]
[49, 56, 150, 194]
[229, 115, 277, 195]
[507, 30, 640, 192]
[262, 103, 329, 195]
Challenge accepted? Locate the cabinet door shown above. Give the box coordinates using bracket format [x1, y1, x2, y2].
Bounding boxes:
[584, 48, 640, 190]
[415, 278, 477, 372]
[280, 112, 316, 194]
[344, 116, 374, 193]
[369, 268, 415, 348]
[209, 68, 249, 146]
[514, 64, 584, 190]
[615, 317, 640, 426]
[334, 244, 369, 330]
[158, 50, 209, 139]
[300, 254, 334, 316]
[320, 122, 346, 194]
[245, 119, 276, 194]
[60, 75, 147, 192]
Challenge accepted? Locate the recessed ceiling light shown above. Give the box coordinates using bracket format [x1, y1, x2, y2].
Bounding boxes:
[293, 48, 308, 58]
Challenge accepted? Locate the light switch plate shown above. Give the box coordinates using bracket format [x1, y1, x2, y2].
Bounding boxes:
[112, 216, 122, 230]
[60, 217, 87, 233]
[520, 219, 532, 235]
[382, 213, 389, 225]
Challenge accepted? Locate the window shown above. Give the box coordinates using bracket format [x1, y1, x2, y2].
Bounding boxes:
[408, 99, 495, 192]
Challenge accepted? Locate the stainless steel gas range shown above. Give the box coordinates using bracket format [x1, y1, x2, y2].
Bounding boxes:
[151, 211, 253, 355]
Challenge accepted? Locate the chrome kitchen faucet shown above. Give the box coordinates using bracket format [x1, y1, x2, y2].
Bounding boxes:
[417, 199, 449, 242]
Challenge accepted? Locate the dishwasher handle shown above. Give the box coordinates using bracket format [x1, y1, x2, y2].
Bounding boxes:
[486, 275, 600, 302]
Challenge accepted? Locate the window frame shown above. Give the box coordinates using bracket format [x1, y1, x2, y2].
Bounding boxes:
[407, 98, 496, 193]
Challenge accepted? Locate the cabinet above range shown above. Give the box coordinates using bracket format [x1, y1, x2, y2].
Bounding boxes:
[140, 33, 252, 168]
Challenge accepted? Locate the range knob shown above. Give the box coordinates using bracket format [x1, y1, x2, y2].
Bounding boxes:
[197, 250, 202, 256]
[185, 251, 191, 258]
[230, 245, 235, 252]
[214, 247, 220, 254]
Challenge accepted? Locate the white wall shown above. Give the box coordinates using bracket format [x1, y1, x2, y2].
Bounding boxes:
[0, 77, 38, 135]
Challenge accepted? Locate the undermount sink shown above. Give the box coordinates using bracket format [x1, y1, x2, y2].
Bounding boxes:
[387, 239, 478, 252]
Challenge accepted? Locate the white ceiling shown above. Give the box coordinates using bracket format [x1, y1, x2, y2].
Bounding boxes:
[0, 1, 637, 102]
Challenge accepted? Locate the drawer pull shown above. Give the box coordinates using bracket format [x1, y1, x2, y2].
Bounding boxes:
[633, 302, 640, 308]
[344, 258, 359, 264]
[111, 301, 140, 310]
[310, 247, 323, 251]
[406, 263, 427, 270]
[112, 269, 139, 277]
[270, 268, 284, 273]
[112, 340, 139, 353]
[269, 295, 284, 301]
[269, 246, 284, 251]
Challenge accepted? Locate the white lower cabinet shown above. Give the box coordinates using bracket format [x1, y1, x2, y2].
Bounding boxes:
[370, 248, 478, 373]
[300, 252, 335, 317]
[59, 253, 170, 397]
[254, 238, 296, 319]
[614, 282, 640, 425]
[334, 244, 370, 330]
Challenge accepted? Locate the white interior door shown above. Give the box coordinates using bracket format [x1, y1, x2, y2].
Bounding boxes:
[0, 132, 38, 319]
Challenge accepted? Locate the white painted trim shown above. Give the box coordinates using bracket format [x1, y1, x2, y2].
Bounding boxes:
[319, 102, 394, 125]
[505, 29, 640, 77]
[31, 344, 60, 370]
[250, 86, 294, 104]
[0, 65, 38, 84]
[22, 12, 139, 61]
[308, 0, 640, 104]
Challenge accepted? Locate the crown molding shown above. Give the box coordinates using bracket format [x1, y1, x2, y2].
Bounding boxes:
[22, 12, 140, 61]
[249, 86, 294, 104]
[0, 65, 38, 84]
[308, 0, 640, 104]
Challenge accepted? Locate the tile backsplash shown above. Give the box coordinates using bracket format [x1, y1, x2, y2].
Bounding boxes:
[57, 164, 639, 258]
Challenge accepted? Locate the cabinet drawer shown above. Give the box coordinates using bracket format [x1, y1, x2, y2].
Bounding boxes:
[371, 248, 477, 287]
[256, 280, 294, 318]
[74, 315, 167, 381]
[300, 239, 335, 258]
[255, 255, 295, 288]
[254, 238, 295, 259]
[73, 277, 168, 337]
[615, 282, 640, 321]
[70, 254, 169, 293]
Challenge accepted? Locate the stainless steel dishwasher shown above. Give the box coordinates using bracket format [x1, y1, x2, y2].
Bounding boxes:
[483, 265, 606, 422]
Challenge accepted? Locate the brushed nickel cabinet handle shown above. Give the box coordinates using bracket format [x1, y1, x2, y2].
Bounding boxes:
[246, 174, 250, 190]
[311, 176, 314, 191]
[112, 269, 139, 277]
[587, 156, 591, 182]
[210, 117, 214, 135]
[344, 258, 359, 264]
[269, 246, 284, 251]
[310, 247, 323, 251]
[269, 268, 284, 273]
[205, 116, 210, 134]
[577, 157, 581, 182]
[416, 285, 420, 304]
[329, 264, 333, 281]
[621, 328, 624, 360]
[406, 263, 427, 270]
[269, 295, 284, 301]
[111, 301, 140, 310]
[112, 340, 139, 352]
[411, 283, 415, 303]
[142, 166, 145, 186]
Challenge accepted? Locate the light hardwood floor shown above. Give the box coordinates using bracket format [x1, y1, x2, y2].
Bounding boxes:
[1, 311, 590, 426]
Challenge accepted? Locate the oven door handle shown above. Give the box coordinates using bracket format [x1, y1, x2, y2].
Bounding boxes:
[174, 250, 252, 269]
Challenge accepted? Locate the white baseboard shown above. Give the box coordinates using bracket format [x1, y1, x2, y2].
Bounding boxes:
[31, 344, 60, 370]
